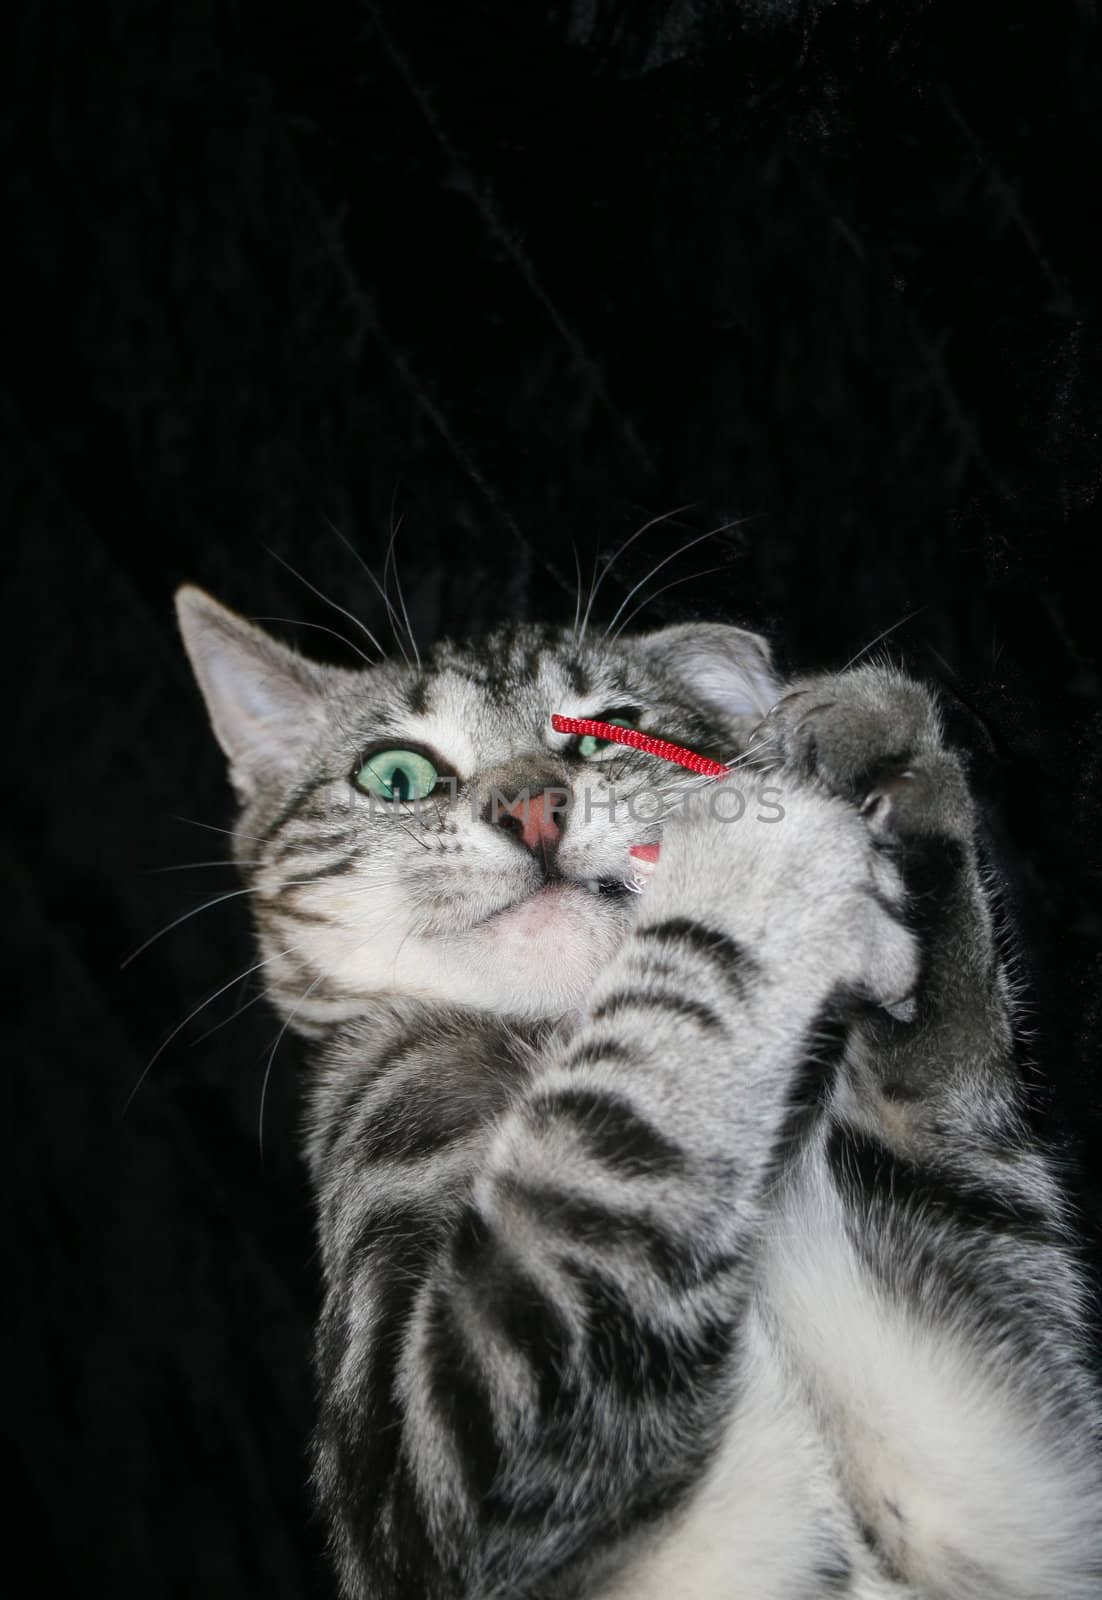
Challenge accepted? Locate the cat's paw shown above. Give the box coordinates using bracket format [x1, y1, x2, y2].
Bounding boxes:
[748, 665, 971, 841]
[649, 775, 919, 1011]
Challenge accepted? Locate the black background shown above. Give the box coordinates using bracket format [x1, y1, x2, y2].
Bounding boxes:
[6, 2, 1102, 1595]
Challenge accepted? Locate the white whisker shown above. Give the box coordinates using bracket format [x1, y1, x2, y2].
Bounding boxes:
[324, 514, 413, 669]
[578, 503, 697, 642]
[174, 815, 269, 844]
[602, 515, 756, 641]
[258, 970, 329, 1158]
[608, 561, 732, 642]
[570, 540, 584, 644]
[188, 977, 267, 1046]
[123, 939, 311, 1114]
[266, 545, 387, 658]
[248, 615, 373, 666]
[120, 887, 259, 968]
[148, 859, 261, 873]
[384, 511, 422, 671]
[123, 868, 411, 965]
[837, 607, 926, 675]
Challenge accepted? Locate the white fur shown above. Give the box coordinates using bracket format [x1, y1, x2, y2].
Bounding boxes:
[600, 1141, 1102, 1600]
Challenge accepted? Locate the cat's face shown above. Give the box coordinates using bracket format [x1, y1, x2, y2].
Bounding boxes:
[177, 589, 776, 1026]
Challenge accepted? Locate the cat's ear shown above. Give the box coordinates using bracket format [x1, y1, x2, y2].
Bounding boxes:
[175, 585, 328, 799]
[637, 622, 779, 720]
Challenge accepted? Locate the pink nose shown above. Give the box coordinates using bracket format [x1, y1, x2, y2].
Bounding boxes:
[498, 789, 563, 855]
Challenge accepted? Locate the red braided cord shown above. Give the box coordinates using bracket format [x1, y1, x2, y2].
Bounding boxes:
[550, 714, 728, 778]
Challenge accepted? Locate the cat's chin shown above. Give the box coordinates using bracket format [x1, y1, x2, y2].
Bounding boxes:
[465, 881, 632, 1017]
[263, 881, 632, 1028]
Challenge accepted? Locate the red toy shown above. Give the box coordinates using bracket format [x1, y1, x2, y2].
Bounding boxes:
[549, 714, 728, 777]
[551, 713, 730, 889]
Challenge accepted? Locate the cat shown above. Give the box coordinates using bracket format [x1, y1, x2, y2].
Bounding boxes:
[176, 584, 1102, 1599]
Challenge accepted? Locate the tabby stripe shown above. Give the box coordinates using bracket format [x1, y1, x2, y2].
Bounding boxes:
[856, 1516, 907, 1584]
[563, 657, 589, 696]
[353, 1083, 487, 1167]
[271, 828, 353, 864]
[526, 1086, 686, 1178]
[406, 675, 430, 715]
[382, 1453, 446, 1597]
[812, 1553, 854, 1594]
[631, 956, 680, 984]
[324, 1207, 443, 1540]
[423, 1288, 503, 1505]
[564, 1262, 735, 1403]
[636, 918, 756, 990]
[501, 1178, 718, 1291]
[341, 1197, 447, 1307]
[264, 904, 332, 927]
[322, 1027, 449, 1162]
[827, 1125, 1056, 1243]
[591, 988, 723, 1033]
[286, 852, 360, 886]
[562, 1039, 635, 1072]
[769, 993, 852, 1173]
[352, 1105, 467, 1167]
[257, 774, 332, 845]
[321, 1068, 374, 1163]
[451, 1204, 572, 1413]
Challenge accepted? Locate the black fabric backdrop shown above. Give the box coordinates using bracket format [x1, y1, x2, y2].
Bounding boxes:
[6, 2, 1102, 1594]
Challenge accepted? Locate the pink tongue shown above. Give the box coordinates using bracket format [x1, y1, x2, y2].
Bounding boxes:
[629, 842, 661, 863]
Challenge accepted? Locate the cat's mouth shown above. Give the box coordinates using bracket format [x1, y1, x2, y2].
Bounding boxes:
[523, 868, 636, 909]
[574, 876, 634, 900]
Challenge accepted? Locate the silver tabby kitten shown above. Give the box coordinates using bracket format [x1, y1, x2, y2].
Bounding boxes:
[177, 585, 1101, 1600]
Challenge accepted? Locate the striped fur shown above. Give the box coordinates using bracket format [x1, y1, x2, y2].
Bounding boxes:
[176, 589, 1102, 1599]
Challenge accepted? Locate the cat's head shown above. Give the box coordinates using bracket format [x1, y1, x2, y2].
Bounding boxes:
[176, 587, 777, 1027]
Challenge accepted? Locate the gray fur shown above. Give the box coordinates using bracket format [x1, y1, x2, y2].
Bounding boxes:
[177, 586, 1102, 1599]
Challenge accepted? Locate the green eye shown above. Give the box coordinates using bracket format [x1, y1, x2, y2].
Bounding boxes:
[578, 717, 635, 760]
[354, 749, 439, 802]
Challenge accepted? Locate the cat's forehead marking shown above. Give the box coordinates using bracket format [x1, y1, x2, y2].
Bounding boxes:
[412, 660, 581, 770]
[434, 631, 612, 704]
[433, 627, 604, 697]
[376, 631, 632, 773]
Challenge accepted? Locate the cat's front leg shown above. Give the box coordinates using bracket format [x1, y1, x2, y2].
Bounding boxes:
[750, 667, 1102, 1599]
[748, 664, 1076, 1274]
[319, 780, 917, 1600]
[749, 665, 1016, 1128]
